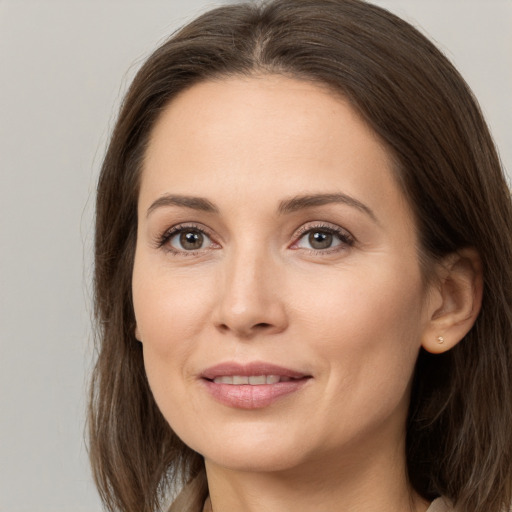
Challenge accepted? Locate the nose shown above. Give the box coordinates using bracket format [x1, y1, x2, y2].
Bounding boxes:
[212, 248, 288, 339]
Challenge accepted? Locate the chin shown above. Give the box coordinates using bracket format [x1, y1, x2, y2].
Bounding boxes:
[184, 424, 310, 473]
[205, 444, 306, 474]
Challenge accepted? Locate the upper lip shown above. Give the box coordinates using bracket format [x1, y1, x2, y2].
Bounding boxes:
[201, 362, 310, 380]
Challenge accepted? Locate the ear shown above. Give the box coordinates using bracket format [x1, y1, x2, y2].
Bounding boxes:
[421, 248, 483, 354]
[135, 325, 142, 342]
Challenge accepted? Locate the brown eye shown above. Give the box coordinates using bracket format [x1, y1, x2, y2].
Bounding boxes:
[308, 231, 333, 249]
[180, 231, 204, 250]
[294, 225, 352, 252]
[169, 229, 211, 251]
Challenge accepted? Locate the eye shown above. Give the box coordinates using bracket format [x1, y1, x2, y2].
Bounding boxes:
[293, 224, 354, 252]
[302, 230, 338, 250]
[171, 229, 209, 250]
[159, 225, 217, 254]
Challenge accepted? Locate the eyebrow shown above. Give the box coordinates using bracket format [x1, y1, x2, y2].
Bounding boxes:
[146, 194, 219, 217]
[146, 192, 376, 222]
[278, 193, 377, 222]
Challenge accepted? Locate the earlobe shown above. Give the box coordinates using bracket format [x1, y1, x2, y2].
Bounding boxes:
[135, 325, 142, 342]
[421, 248, 483, 354]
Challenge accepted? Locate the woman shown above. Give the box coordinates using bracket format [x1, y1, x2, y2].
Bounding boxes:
[89, 1, 512, 511]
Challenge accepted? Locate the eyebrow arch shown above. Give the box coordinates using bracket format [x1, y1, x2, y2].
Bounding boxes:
[146, 192, 376, 222]
[278, 193, 377, 222]
[146, 194, 219, 217]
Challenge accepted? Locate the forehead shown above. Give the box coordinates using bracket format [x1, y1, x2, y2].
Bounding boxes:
[140, 75, 404, 218]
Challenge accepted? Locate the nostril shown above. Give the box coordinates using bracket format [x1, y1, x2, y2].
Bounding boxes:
[215, 321, 275, 336]
[254, 322, 272, 329]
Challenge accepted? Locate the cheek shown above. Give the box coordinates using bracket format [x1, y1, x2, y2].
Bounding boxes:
[132, 258, 215, 349]
[286, 267, 426, 448]
[132, 265, 211, 427]
[131, 258, 218, 412]
[291, 263, 426, 395]
[294, 260, 425, 336]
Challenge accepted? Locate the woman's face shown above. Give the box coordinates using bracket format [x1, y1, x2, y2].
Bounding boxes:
[132, 75, 434, 474]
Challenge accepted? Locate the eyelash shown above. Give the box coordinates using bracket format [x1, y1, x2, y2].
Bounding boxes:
[156, 223, 217, 256]
[156, 222, 355, 256]
[292, 223, 355, 253]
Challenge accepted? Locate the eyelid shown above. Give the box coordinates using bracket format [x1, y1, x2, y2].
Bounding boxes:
[290, 221, 355, 251]
[153, 220, 354, 255]
[155, 222, 220, 254]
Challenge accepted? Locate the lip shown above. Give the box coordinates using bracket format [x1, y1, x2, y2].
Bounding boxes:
[200, 361, 312, 409]
[201, 362, 309, 380]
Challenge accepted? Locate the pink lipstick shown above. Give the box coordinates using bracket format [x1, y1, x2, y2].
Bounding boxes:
[200, 362, 312, 409]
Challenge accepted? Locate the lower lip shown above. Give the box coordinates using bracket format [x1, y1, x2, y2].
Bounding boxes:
[202, 378, 310, 409]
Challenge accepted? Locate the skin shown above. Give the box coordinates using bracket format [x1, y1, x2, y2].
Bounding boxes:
[132, 75, 480, 512]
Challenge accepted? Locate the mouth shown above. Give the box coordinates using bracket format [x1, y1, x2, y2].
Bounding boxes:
[209, 375, 301, 385]
[200, 362, 312, 409]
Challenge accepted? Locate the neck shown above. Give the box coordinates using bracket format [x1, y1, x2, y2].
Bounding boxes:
[203, 439, 429, 512]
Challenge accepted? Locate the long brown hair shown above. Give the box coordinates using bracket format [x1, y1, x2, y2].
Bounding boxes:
[89, 1, 512, 511]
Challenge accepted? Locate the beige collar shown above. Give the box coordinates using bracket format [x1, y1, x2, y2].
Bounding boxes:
[202, 496, 212, 512]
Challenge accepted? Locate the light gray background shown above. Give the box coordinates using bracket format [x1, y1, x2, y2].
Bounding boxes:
[1, 1, 510, 511]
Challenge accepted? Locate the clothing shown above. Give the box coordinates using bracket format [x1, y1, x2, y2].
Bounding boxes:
[427, 497, 453, 512]
[169, 481, 453, 512]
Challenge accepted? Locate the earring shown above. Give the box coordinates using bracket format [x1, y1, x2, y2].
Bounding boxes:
[437, 336, 445, 344]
